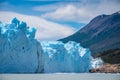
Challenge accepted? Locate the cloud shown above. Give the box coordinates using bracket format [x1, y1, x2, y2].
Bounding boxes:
[41, 0, 120, 23]
[32, 3, 59, 12]
[0, 11, 76, 40]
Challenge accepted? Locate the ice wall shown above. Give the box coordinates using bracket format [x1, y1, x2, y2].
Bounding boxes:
[0, 18, 44, 73]
[41, 41, 93, 73]
[0, 18, 102, 73]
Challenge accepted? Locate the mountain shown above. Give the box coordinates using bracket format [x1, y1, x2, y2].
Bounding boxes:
[96, 48, 120, 64]
[59, 11, 120, 55]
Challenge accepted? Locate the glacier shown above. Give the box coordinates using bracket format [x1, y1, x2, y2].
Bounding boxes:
[0, 18, 103, 73]
[41, 41, 92, 73]
[0, 18, 44, 73]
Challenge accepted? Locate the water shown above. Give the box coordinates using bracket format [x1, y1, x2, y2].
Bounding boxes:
[0, 73, 120, 80]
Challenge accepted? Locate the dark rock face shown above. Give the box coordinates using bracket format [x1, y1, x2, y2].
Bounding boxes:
[59, 12, 120, 55]
[95, 49, 120, 64]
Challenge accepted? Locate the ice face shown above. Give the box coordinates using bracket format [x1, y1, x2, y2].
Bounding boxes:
[41, 41, 93, 73]
[0, 18, 44, 73]
[91, 58, 104, 68]
[0, 18, 103, 73]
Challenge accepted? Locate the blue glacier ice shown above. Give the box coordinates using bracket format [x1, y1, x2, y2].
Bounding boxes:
[0, 18, 44, 73]
[0, 18, 103, 73]
[41, 41, 93, 73]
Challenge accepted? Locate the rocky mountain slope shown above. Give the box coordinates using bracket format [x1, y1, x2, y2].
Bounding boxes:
[59, 11, 120, 55]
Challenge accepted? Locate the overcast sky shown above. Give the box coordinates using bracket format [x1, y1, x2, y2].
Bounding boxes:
[0, 0, 120, 40]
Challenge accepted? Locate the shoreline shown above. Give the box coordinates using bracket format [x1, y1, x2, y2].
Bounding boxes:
[90, 63, 120, 73]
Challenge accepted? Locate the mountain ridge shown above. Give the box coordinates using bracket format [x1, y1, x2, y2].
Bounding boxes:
[59, 11, 120, 55]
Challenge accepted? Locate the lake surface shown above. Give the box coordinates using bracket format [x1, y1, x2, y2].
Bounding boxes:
[0, 73, 120, 80]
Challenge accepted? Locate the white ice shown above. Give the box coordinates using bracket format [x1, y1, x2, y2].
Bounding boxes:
[0, 18, 103, 73]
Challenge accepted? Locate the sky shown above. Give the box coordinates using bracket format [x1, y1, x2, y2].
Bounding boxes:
[0, 0, 120, 40]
